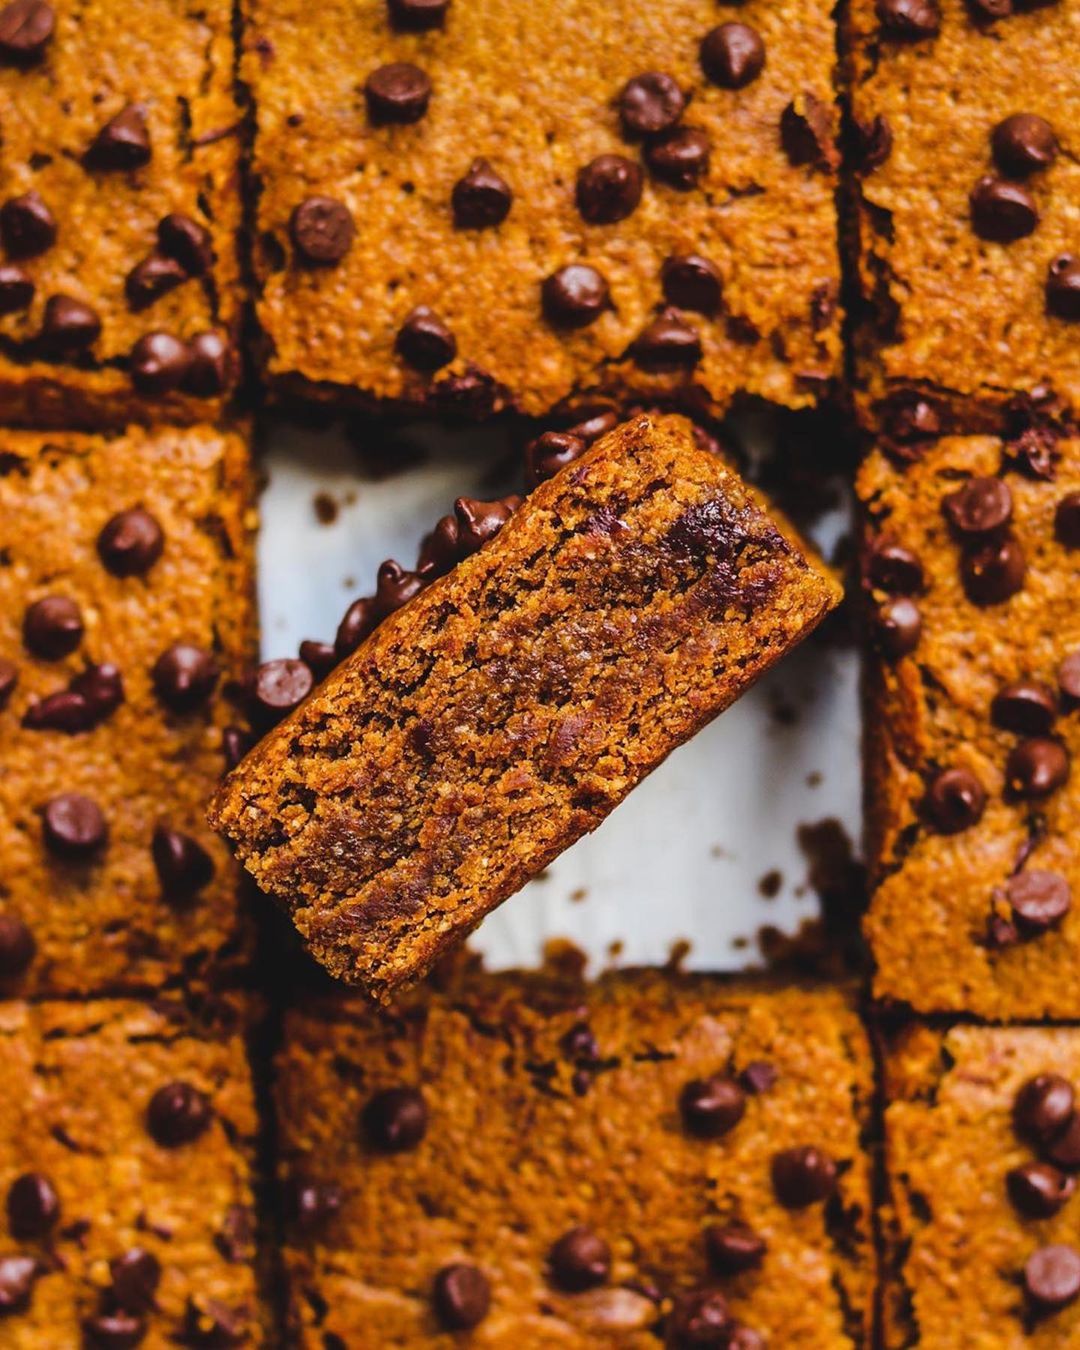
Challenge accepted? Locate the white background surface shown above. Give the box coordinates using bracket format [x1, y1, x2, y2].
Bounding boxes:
[257, 415, 861, 974]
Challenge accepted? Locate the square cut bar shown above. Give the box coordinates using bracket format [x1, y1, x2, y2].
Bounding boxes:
[0, 0, 242, 427]
[243, 0, 843, 418]
[0, 997, 261, 1347]
[848, 0, 1080, 435]
[882, 1022, 1080, 1348]
[860, 433, 1080, 1017]
[0, 424, 257, 997]
[210, 414, 841, 999]
[276, 969, 874, 1348]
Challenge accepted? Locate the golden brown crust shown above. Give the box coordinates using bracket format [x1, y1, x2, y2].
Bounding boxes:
[210, 415, 840, 1000]
[847, 0, 1080, 432]
[277, 970, 874, 1348]
[0, 423, 257, 996]
[0, 1, 242, 428]
[860, 434, 1080, 1016]
[244, 0, 843, 418]
[0, 997, 260, 1348]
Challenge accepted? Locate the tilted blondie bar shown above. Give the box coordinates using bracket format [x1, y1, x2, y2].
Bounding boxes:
[848, 0, 1079, 434]
[883, 1022, 1080, 1347]
[276, 970, 874, 1347]
[243, 0, 843, 418]
[0, 424, 256, 996]
[0, 997, 261, 1347]
[210, 415, 840, 999]
[0, 0, 242, 427]
[861, 431, 1079, 1017]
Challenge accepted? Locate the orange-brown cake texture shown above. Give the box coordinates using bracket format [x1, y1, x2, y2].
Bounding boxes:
[0, 424, 257, 997]
[883, 1022, 1080, 1347]
[276, 969, 874, 1347]
[0, 997, 261, 1347]
[210, 415, 841, 1001]
[243, 0, 843, 418]
[0, 0, 242, 428]
[848, 0, 1079, 434]
[860, 432, 1080, 1017]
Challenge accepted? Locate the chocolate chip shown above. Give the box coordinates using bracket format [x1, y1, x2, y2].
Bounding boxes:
[874, 597, 922, 659]
[147, 1081, 211, 1147]
[125, 253, 187, 311]
[183, 332, 230, 398]
[968, 0, 1012, 20]
[6, 1173, 59, 1239]
[704, 1221, 766, 1275]
[40, 295, 100, 352]
[564, 409, 618, 444]
[1056, 493, 1080, 548]
[388, 0, 448, 30]
[0, 0, 53, 60]
[780, 95, 838, 172]
[432, 1263, 490, 1331]
[699, 23, 765, 89]
[82, 1311, 145, 1348]
[221, 725, 251, 771]
[288, 196, 355, 266]
[970, 176, 1038, 243]
[416, 514, 460, 577]
[525, 431, 587, 491]
[1044, 1115, 1080, 1172]
[0, 659, 16, 709]
[0, 1254, 37, 1315]
[152, 826, 214, 901]
[130, 331, 192, 395]
[335, 596, 379, 659]
[679, 1076, 746, 1139]
[771, 1146, 837, 1208]
[395, 306, 456, 371]
[876, 0, 940, 39]
[665, 1288, 733, 1348]
[1006, 737, 1069, 799]
[991, 681, 1057, 735]
[363, 1086, 427, 1152]
[943, 476, 1012, 537]
[23, 595, 82, 659]
[644, 127, 710, 190]
[925, 767, 986, 834]
[884, 395, 941, 447]
[631, 309, 702, 370]
[961, 534, 1026, 605]
[298, 640, 337, 681]
[542, 265, 609, 328]
[365, 63, 431, 124]
[1014, 1074, 1075, 1143]
[284, 1177, 343, 1234]
[548, 1226, 610, 1291]
[618, 72, 685, 139]
[42, 793, 106, 857]
[1046, 256, 1080, 321]
[854, 115, 893, 172]
[992, 113, 1057, 178]
[1007, 1162, 1076, 1218]
[576, 154, 643, 225]
[867, 540, 924, 595]
[98, 507, 164, 577]
[1024, 1245, 1080, 1313]
[451, 158, 512, 229]
[151, 643, 219, 713]
[250, 657, 314, 727]
[0, 915, 34, 977]
[109, 1248, 161, 1314]
[661, 255, 722, 315]
[1060, 652, 1080, 703]
[0, 264, 33, 314]
[559, 1021, 599, 1062]
[454, 496, 514, 555]
[84, 105, 151, 172]
[71, 663, 124, 721]
[157, 213, 213, 275]
[0, 190, 55, 257]
[22, 688, 92, 733]
[1005, 426, 1058, 481]
[1005, 869, 1071, 935]
[739, 1061, 777, 1095]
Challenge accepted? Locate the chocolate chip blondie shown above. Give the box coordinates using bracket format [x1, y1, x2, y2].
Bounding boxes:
[860, 431, 1079, 1017]
[0, 996, 261, 1347]
[882, 1021, 1080, 1346]
[276, 969, 874, 1347]
[0, 0, 242, 427]
[210, 415, 840, 1001]
[243, 0, 843, 418]
[848, 0, 1079, 434]
[0, 424, 256, 996]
